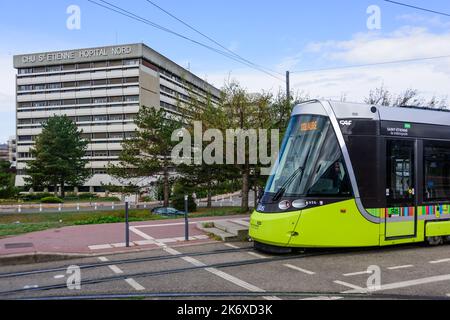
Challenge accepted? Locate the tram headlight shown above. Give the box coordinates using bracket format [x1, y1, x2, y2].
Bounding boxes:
[278, 200, 292, 210]
[292, 200, 308, 209]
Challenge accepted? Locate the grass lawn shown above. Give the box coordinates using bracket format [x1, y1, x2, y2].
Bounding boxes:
[0, 207, 249, 238]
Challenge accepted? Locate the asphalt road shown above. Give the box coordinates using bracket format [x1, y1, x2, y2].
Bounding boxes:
[1, 241, 450, 300]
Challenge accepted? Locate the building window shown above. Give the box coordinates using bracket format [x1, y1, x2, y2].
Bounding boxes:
[63, 81, 77, 88]
[93, 61, 108, 68]
[18, 136, 33, 142]
[48, 83, 62, 89]
[18, 68, 33, 75]
[124, 77, 139, 83]
[109, 115, 123, 121]
[93, 169, 108, 174]
[124, 95, 139, 102]
[34, 84, 46, 90]
[63, 99, 77, 105]
[77, 116, 92, 122]
[47, 65, 62, 72]
[78, 80, 91, 87]
[77, 63, 91, 69]
[109, 78, 123, 85]
[62, 64, 76, 71]
[32, 101, 47, 107]
[93, 79, 107, 86]
[93, 115, 107, 122]
[18, 85, 33, 91]
[48, 100, 61, 106]
[92, 133, 108, 140]
[93, 151, 108, 157]
[424, 141, 450, 202]
[109, 132, 124, 139]
[109, 96, 123, 103]
[109, 151, 121, 157]
[81, 133, 91, 141]
[78, 98, 92, 105]
[33, 67, 46, 73]
[123, 59, 139, 66]
[109, 60, 123, 67]
[93, 98, 108, 104]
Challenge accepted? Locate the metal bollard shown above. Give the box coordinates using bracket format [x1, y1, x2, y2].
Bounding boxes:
[185, 195, 189, 241]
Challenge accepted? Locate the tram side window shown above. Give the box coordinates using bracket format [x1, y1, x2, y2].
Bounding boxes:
[424, 141, 450, 202]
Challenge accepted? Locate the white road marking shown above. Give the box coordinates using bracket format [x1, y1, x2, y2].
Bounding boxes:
[343, 274, 450, 294]
[284, 264, 316, 275]
[125, 278, 145, 291]
[387, 265, 414, 270]
[98, 257, 109, 262]
[343, 270, 371, 277]
[430, 258, 450, 264]
[53, 275, 65, 279]
[24, 285, 39, 289]
[225, 243, 240, 249]
[129, 226, 155, 241]
[108, 265, 124, 274]
[164, 246, 279, 300]
[301, 296, 344, 301]
[334, 280, 367, 293]
[88, 244, 112, 250]
[134, 240, 155, 246]
[248, 252, 269, 259]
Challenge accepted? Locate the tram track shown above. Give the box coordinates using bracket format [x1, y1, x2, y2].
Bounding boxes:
[0, 249, 340, 298]
[0, 246, 254, 279]
[13, 291, 450, 301]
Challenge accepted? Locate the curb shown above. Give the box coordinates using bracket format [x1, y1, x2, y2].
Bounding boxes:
[0, 252, 92, 267]
[0, 240, 219, 267]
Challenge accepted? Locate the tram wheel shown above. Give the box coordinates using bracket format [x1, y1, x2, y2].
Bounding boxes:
[427, 236, 444, 246]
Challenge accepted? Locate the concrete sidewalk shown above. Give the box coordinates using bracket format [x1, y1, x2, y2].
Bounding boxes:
[0, 215, 250, 264]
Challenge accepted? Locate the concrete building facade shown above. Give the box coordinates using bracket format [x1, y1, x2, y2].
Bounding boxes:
[13, 43, 221, 191]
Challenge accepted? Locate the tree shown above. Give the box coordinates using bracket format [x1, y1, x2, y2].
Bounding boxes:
[177, 93, 239, 208]
[24, 116, 90, 198]
[109, 106, 180, 207]
[365, 86, 448, 109]
[0, 160, 17, 199]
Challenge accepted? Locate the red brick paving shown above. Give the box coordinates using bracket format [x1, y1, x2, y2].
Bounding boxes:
[0, 215, 249, 257]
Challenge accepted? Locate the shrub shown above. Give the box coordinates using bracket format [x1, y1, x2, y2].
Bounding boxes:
[78, 193, 98, 200]
[40, 197, 64, 204]
[172, 195, 197, 213]
[20, 193, 53, 202]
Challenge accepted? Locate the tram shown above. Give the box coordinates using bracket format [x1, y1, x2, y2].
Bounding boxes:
[250, 100, 450, 252]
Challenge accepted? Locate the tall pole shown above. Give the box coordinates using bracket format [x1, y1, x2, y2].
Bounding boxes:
[286, 71, 291, 106]
[125, 200, 130, 248]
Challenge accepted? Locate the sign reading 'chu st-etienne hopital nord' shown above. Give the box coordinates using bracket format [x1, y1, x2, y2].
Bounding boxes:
[15, 45, 140, 67]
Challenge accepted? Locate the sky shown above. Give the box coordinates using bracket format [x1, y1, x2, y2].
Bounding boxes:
[1, 0, 450, 142]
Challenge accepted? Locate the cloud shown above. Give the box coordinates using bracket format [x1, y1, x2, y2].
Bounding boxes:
[203, 25, 450, 106]
[396, 14, 450, 29]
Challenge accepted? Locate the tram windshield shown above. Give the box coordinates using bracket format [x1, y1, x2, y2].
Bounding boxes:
[265, 115, 352, 198]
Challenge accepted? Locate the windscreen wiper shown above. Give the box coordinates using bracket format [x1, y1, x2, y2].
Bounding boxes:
[271, 165, 305, 201]
[272, 146, 313, 202]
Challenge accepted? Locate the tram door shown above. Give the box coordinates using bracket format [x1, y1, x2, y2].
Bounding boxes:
[386, 140, 417, 239]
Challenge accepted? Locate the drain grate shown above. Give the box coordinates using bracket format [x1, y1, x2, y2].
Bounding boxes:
[4, 243, 34, 249]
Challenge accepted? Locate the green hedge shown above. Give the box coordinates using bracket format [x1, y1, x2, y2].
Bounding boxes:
[40, 197, 64, 204]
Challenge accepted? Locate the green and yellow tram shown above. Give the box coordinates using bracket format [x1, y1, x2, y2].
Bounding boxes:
[250, 100, 450, 251]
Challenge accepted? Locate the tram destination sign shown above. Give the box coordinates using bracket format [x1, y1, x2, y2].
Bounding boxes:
[14, 44, 142, 68]
[381, 121, 450, 139]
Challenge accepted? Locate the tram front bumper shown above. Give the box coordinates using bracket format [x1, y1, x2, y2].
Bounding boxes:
[249, 210, 301, 247]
